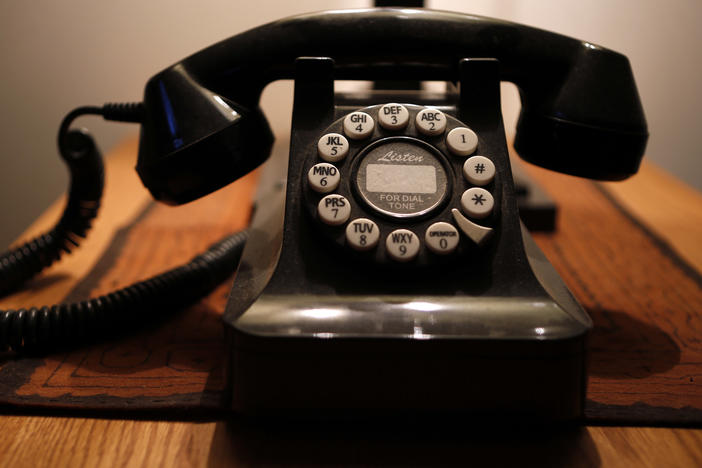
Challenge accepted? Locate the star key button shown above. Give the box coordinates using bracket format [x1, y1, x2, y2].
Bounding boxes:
[461, 187, 494, 219]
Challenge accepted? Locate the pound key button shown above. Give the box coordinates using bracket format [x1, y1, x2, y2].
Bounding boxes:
[308, 163, 340, 193]
[415, 108, 447, 136]
[386, 229, 420, 262]
[318, 194, 351, 226]
[317, 133, 349, 162]
[343, 111, 375, 140]
[425, 222, 459, 255]
[463, 156, 495, 185]
[346, 218, 380, 251]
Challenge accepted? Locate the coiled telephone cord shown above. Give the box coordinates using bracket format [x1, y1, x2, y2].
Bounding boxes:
[0, 104, 248, 352]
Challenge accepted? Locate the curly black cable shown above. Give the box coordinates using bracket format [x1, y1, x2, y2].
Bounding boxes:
[0, 103, 143, 297]
[0, 230, 248, 353]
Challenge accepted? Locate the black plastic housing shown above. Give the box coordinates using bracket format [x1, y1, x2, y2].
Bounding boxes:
[223, 58, 592, 420]
[136, 8, 648, 205]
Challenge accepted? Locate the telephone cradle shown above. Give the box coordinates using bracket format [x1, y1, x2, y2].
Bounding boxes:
[133, 9, 648, 419]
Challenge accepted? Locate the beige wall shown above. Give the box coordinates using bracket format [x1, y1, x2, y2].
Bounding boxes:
[1, 0, 700, 247]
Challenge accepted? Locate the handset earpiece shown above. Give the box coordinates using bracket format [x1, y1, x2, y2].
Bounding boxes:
[137, 64, 273, 205]
[513, 45, 648, 180]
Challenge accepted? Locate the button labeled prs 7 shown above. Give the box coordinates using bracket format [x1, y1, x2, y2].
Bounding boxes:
[318, 194, 350, 226]
[344, 112, 374, 139]
[308, 163, 340, 193]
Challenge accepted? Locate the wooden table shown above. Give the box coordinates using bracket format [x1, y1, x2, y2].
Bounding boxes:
[1, 137, 701, 467]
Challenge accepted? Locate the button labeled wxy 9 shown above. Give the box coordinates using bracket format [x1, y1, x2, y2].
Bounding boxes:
[386, 229, 420, 261]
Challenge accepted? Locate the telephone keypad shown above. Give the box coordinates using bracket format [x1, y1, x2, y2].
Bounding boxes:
[463, 155, 495, 185]
[343, 111, 375, 139]
[446, 127, 478, 156]
[308, 163, 341, 193]
[318, 194, 351, 226]
[317, 133, 349, 162]
[304, 103, 498, 265]
[346, 218, 380, 251]
[461, 187, 494, 219]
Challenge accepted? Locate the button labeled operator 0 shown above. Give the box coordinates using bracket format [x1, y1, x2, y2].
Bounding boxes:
[461, 187, 494, 219]
[446, 127, 478, 156]
[425, 222, 459, 254]
[415, 108, 447, 136]
[346, 218, 379, 251]
[378, 103, 409, 130]
[317, 133, 349, 162]
[308, 163, 340, 193]
[343, 111, 374, 139]
[317, 194, 350, 226]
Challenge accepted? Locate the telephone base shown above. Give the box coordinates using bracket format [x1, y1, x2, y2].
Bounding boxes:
[226, 293, 587, 420]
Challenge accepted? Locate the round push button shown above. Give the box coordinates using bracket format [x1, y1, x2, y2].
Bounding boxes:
[346, 218, 380, 251]
[317, 194, 350, 226]
[317, 133, 349, 162]
[461, 187, 494, 219]
[343, 111, 374, 140]
[308, 163, 340, 193]
[386, 229, 420, 262]
[378, 103, 409, 130]
[446, 127, 478, 156]
[425, 222, 459, 255]
[463, 156, 496, 186]
[415, 108, 447, 136]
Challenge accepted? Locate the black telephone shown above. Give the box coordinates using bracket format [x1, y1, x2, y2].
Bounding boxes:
[2, 8, 648, 420]
[135, 8, 647, 419]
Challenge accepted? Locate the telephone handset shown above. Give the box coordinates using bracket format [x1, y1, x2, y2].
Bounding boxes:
[134, 9, 647, 418]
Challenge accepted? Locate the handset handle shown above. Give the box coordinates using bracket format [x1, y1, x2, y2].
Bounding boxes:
[139, 9, 647, 203]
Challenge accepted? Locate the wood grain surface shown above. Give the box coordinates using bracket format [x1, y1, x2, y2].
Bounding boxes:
[1, 415, 701, 467]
